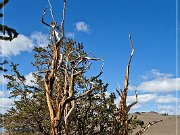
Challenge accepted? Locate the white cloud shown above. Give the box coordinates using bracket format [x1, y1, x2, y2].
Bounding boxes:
[0, 34, 32, 56]
[156, 95, 180, 103]
[0, 31, 49, 57]
[0, 90, 11, 98]
[140, 69, 173, 81]
[0, 97, 15, 113]
[75, 22, 90, 32]
[0, 91, 4, 97]
[157, 105, 179, 115]
[1, 72, 37, 86]
[130, 104, 141, 110]
[0, 74, 4, 85]
[114, 97, 120, 107]
[0, 73, 8, 85]
[30, 31, 49, 47]
[0, 73, 35, 113]
[126, 93, 180, 113]
[105, 91, 110, 98]
[130, 69, 180, 93]
[25, 72, 37, 86]
[127, 93, 179, 104]
[115, 94, 155, 110]
[137, 78, 180, 93]
[0, 97, 14, 106]
[138, 94, 157, 103]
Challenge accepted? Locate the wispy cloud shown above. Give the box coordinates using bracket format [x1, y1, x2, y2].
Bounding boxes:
[0, 97, 15, 113]
[75, 21, 90, 33]
[25, 72, 37, 86]
[140, 69, 173, 81]
[114, 91, 180, 113]
[66, 32, 75, 39]
[0, 31, 49, 57]
[125, 93, 180, 114]
[157, 105, 179, 115]
[130, 69, 180, 93]
[127, 94, 157, 103]
[156, 95, 180, 103]
[0, 73, 8, 85]
[0, 72, 36, 113]
[0, 72, 36, 86]
[0, 91, 4, 97]
[128, 94, 179, 104]
[137, 78, 180, 93]
[130, 104, 142, 110]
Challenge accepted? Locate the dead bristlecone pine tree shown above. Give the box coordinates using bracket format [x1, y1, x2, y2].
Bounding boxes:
[114, 35, 162, 135]
[38, 0, 104, 134]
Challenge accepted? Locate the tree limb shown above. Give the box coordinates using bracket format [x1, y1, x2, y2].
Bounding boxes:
[123, 34, 134, 91]
[135, 120, 162, 135]
[127, 90, 138, 112]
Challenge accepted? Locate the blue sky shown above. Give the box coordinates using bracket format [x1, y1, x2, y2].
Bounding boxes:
[0, 0, 179, 115]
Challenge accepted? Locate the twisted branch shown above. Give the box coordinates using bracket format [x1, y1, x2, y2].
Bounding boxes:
[135, 120, 162, 135]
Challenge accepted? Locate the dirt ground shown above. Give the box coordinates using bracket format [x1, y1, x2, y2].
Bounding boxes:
[132, 112, 180, 135]
[1, 112, 179, 135]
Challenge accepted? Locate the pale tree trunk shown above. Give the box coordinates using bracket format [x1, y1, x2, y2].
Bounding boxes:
[115, 35, 162, 135]
[41, 1, 103, 135]
[115, 34, 137, 135]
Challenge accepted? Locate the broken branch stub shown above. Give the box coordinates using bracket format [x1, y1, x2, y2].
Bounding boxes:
[135, 120, 163, 135]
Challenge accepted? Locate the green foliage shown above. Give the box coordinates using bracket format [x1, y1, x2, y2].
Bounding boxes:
[1, 40, 144, 135]
[69, 89, 117, 135]
[1, 63, 50, 135]
[0, 0, 18, 41]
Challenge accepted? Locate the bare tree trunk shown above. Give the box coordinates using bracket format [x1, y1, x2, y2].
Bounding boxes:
[115, 34, 137, 135]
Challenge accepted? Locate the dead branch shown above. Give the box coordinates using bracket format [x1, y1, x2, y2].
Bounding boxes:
[47, 0, 55, 21]
[61, 0, 66, 38]
[115, 34, 136, 135]
[123, 34, 134, 91]
[116, 89, 121, 97]
[135, 120, 162, 135]
[41, 7, 51, 27]
[127, 90, 138, 112]
[41, 1, 105, 134]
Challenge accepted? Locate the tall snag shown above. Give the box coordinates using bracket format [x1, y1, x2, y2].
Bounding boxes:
[39, 0, 103, 134]
[115, 35, 162, 135]
[115, 34, 137, 135]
